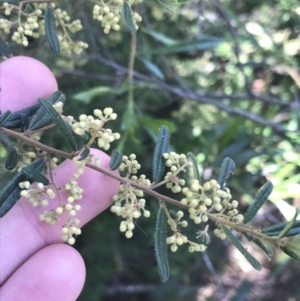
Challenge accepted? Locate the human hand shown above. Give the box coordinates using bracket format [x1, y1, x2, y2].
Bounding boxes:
[0, 56, 119, 301]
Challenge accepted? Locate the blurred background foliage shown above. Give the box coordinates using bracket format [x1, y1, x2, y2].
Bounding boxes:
[1, 0, 300, 300]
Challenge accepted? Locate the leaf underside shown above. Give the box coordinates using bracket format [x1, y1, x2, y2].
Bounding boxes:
[244, 181, 273, 224]
[222, 225, 261, 270]
[155, 206, 170, 282]
[45, 6, 60, 54]
[152, 125, 170, 183]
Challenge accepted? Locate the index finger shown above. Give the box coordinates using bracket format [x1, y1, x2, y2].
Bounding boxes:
[0, 56, 58, 113]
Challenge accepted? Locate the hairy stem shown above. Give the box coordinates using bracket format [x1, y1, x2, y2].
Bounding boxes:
[1, 126, 280, 246]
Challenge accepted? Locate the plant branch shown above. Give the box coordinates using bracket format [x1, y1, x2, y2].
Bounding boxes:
[1, 126, 283, 248]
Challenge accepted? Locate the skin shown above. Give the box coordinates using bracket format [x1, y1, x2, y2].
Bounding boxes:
[0, 56, 120, 300]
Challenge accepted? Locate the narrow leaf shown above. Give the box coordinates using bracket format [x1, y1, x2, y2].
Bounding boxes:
[152, 125, 170, 183]
[78, 147, 90, 161]
[23, 3, 33, 13]
[29, 91, 66, 131]
[151, 0, 173, 12]
[20, 113, 29, 132]
[0, 111, 12, 126]
[145, 36, 223, 55]
[38, 99, 77, 151]
[262, 220, 300, 234]
[29, 157, 47, 172]
[0, 173, 25, 207]
[187, 152, 201, 182]
[243, 233, 273, 258]
[155, 206, 170, 282]
[244, 181, 273, 224]
[110, 149, 123, 170]
[262, 227, 300, 237]
[141, 28, 177, 46]
[21, 166, 49, 185]
[73, 87, 114, 104]
[1, 104, 40, 129]
[222, 225, 261, 270]
[217, 157, 235, 188]
[0, 186, 22, 218]
[121, 2, 136, 33]
[277, 209, 298, 239]
[0, 158, 46, 217]
[0, 130, 18, 170]
[139, 58, 165, 80]
[0, 37, 12, 58]
[280, 246, 300, 261]
[45, 6, 60, 54]
[280, 238, 300, 261]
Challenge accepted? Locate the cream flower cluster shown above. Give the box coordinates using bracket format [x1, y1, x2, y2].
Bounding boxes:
[111, 165, 152, 238]
[18, 152, 100, 245]
[92, 0, 142, 34]
[166, 211, 207, 252]
[0, 2, 88, 54]
[71, 108, 120, 151]
[163, 152, 190, 193]
[61, 218, 81, 245]
[119, 154, 142, 175]
[20, 181, 55, 208]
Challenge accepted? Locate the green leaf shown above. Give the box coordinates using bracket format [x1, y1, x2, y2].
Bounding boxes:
[276, 209, 298, 239]
[187, 152, 201, 182]
[141, 28, 177, 46]
[155, 206, 170, 282]
[110, 149, 123, 170]
[121, 109, 138, 132]
[0, 186, 22, 218]
[28, 157, 47, 171]
[217, 157, 235, 188]
[121, 2, 136, 33]
[1, 104, 40, 129]
[38, 99, 77, 151]
[145, 36, 223, 55]
[262, 226, 300, 237]
[152, 0, 173, 12]
[0, 158, 46, 217]
[138, 116, 176, 136]
[78, 147, 90, 161]
[20, 113, 29, 132]
[244, 181, 273, 224]
[73, 87, 115, 104]
[29, 91, 66, 131]
[243, 233, 273, 258]
[45, 6, 60, 54]
[139, 58, 165, 80]
[0, 174, 24, 210]
[222, 225, 261, 270]
[23, 3, 33, 13]
[152, 125, 170, 183]
[0, 37, 12, 58]
[73, 83, 151, 104]
[0, 111, 12, 126]
[261, 220, 300, 235]
[21, 165, 49, 185]
[0, 130, 18, 170]
[280, 238, 300, 261]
